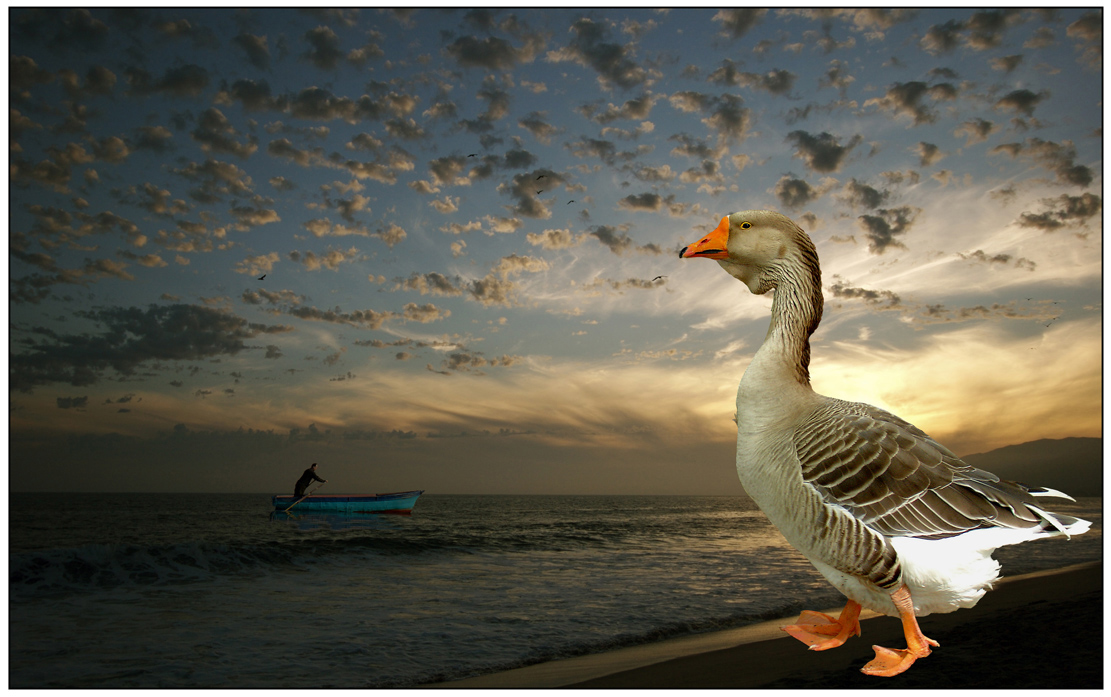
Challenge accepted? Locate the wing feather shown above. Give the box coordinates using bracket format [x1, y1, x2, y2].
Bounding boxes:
[794, 399, 1060, 539]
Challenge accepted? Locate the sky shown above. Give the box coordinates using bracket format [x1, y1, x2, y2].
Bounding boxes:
[7, 7, 1103, 494]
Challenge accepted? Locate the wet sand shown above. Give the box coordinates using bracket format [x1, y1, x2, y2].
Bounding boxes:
[433, 561, 1101, 689]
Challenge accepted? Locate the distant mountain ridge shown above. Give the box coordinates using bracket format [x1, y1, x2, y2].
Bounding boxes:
[961, 437, 1102, 498]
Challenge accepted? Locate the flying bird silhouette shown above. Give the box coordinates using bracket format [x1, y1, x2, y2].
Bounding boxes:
[536, 189, 543, 195]
[567, 200, 574, 204]
[652, 275, 666, 282]
[536, 174, 546, 181]
[258, 274, 266, 280]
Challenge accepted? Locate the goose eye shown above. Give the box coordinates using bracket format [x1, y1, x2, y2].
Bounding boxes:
[740, 222, 752, 229]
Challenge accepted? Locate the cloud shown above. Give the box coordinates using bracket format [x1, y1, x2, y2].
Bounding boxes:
[10, 304, 291, 392]
[444, 31, 544, 70]
[302, 25, 345, 70]
[546, 17, 650, 90]
[235, 252, 280, 276]
[989, 137, 1093, 187]
[713, 8, 768, 38]
[1016, 193, 1102, 231]
[840, 178, 889, 209]
[588, 224, 664, 256]
[994, 89, 1048, 117]
[828, 276, 903, 308]
[919, 10, 1023, 53]
[526, 228, 587, 250]
[233, 32, 271, 70]
[517, 111, 562, 144]
[125, 64, 210, 98]
[856, 206, 921, 254]
[1067, 10, 1102, 68]
[288, 246, 363, 271]
[786, 129, 863, 173]
[914, 141, 945, 166]
[957, 250, 1036, 271]
[57, 396, 89, 410]
[579, 93, 659, 123]
[707, 61, 797, 97]
[192, 108, 258, 158]
[954, 118, 997, 146]
[863, 80, 958, 125]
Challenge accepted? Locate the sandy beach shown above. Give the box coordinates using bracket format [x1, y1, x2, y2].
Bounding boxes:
[433, 561, 1102, 689]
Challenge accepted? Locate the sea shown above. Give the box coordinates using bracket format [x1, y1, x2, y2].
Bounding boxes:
[8, 493, 1102, 688]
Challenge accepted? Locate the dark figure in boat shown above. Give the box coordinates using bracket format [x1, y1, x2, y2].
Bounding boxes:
[294, 463, 327, 497]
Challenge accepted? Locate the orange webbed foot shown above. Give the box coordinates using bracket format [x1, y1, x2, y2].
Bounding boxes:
[860, 585, 939, 677]
[781, 600, 862, 651]
[862, 645, 919, 676]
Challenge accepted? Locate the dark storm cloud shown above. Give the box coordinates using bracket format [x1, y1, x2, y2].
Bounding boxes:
[1016, 193, 1102, 231]
[713, 8, 768, 38]
[786, 130, 862, 173]
[989, 138, 1093, 187]
[548, 17, 649, 90]
[857, 206, 920, 254]
[10, 304, 291, 392]
[864, 81, 958, 125]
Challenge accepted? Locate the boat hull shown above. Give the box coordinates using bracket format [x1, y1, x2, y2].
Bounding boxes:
[272, 490, 424, 514]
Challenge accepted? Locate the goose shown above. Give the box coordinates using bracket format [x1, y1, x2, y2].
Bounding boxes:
[679, 210, 1090, 677]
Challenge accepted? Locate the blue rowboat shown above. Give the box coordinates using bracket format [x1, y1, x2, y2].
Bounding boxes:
[272, 490, 424, 515]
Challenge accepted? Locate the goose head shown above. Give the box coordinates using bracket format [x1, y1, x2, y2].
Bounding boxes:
[679, 210, 815, 295]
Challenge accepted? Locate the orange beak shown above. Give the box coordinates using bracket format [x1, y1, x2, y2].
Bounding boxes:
[680, 216, 730, 260]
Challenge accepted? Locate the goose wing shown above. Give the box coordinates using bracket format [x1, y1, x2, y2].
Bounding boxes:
[792, 399, 1062, 539]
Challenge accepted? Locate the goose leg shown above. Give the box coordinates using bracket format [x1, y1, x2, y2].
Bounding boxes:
[782, 599, 862, 650]
[861, 584, 939, 677]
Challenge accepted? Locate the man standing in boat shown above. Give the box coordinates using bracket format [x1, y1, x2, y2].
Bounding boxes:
[294, 463, 327, 498]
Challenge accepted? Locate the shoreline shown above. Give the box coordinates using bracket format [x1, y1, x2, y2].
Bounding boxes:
[430, 561, 1102, 689]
